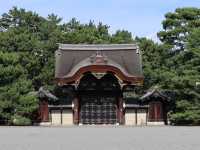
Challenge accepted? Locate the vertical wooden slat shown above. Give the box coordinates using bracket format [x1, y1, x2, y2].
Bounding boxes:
[39, 100, 49, 122]
[136, 108, 137, 125]
[61, 108, 63, 125]
[148, 101, 164, 122]
[118, 97, 124, 124]
[157, 102, 161, 121]
[146, 108, 148, 125]
[148, 102, 154, 121]
[163, 103, 167, 125]
[73, 98, 79, 125]
[154, 102, 158, 121]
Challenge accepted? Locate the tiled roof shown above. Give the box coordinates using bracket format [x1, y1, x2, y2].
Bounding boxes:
[58, 44, 138, 51]
[55, 44, 143, 82]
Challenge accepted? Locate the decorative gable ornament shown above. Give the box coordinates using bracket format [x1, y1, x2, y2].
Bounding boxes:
[92, 72, 106, 79]
[90, 51, 108, 64]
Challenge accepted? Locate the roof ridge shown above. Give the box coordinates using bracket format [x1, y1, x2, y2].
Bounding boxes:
[58, 43, 138, 51]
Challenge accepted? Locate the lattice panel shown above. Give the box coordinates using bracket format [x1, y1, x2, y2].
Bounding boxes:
[80, 102, 117, 124]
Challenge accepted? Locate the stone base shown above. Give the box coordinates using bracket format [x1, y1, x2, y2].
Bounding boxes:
[38, 122, 52, 126]
[147, 121, 165, 126]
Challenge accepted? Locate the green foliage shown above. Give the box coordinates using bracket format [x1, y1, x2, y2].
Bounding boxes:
[111, 30, 133, 43]
[0, 7, 199, 125]
[140, 7, 200, 125]
[12, 115, 32, 126]
[188, 29, 200, 49]
[169, 100, 200, 125]
[0, 47, 38, 124]
[0, 75, 38, 124]
[0, 7, 134, 125]
[158, 7, 200, 51]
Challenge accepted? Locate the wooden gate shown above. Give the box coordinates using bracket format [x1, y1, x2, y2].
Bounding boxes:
[80, 96, 117, 124]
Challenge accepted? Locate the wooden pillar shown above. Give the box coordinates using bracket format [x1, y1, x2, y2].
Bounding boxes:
[135, 108, 137, 125]
[118, 97, 124, 124]
[39, 100, 49, 122]
[73, 97, 79, 125]
[154, 102, 158, 121]
[163, 103, 168, 125]
[146, 108, 148, 125]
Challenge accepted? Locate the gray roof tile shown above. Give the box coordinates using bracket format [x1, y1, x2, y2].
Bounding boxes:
[55, 44, 143, 81]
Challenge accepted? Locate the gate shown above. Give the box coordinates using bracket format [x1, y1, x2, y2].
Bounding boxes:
[77, 73, 121, 125]
[80, 96, 117, 124]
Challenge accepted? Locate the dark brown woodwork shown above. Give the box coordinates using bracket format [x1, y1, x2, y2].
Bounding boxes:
[148, 101, 164, 122]
[39, 100, 49, 122]
[118, 97, 124, 124]
[73, 98, 79, 124]
[163, 104, 168, 125]
[55, 65, 143, 85]
[135, 109, 137, 125]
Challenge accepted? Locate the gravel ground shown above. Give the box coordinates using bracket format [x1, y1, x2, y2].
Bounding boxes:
[0, 126, 199, 150]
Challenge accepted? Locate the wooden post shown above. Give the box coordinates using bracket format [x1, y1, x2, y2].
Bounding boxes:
[118, 97, 124, 125]
[135, 108, 137, 125]
[146, 108, 148, 125]
[39, 99, 49, 122]
[163, 103, 167, 125]
[155, 102, 158, 121]
[73, 98, 79, 125]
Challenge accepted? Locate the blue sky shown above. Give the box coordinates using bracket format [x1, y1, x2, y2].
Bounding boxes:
[0, 0, 199, 41]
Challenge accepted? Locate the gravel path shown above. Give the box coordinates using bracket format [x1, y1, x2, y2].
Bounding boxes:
[0, 126, 199, 150]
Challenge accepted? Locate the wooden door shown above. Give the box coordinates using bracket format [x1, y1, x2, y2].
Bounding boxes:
[148, 101, 163, 122]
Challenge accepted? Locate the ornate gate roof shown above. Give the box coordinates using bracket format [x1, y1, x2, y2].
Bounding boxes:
[55, 44, 143, 85]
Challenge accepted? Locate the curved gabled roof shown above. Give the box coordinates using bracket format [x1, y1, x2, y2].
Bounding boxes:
[55, 44, 143, 85]
[64, 55, 132, 78]
[140, 89, 170, 103]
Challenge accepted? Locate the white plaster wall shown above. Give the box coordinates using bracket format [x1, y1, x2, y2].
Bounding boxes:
[125, 109, 136, 125]
[137, 109, 147, 125]
[62, 109, 73, 125]
[51, 110, 61, 125]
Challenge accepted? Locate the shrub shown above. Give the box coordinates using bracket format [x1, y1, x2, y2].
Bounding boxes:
[12, 115, 32, 126]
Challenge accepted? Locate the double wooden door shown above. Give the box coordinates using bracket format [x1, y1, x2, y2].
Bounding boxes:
[79, 95, 118, 124]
